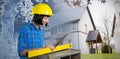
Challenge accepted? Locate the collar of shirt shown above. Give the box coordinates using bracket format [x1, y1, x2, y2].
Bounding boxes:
[29, 23, 41, 30]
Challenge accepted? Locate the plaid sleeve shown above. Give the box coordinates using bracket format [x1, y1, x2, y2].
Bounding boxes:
[18, 27, 26, 56]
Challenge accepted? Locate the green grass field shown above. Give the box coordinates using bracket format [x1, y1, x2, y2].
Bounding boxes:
[81, 50, 120, 59]
[81, 53, 120, 59]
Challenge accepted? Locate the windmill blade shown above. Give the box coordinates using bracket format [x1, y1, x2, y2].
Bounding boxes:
[87, 6, 96, 30]
[111, 13, 116, 37]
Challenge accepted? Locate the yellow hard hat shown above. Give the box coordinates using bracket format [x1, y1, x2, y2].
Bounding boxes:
[31, 3, 53, 16]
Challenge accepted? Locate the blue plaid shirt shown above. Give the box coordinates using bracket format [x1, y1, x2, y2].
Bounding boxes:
[18, 23, 44, 59]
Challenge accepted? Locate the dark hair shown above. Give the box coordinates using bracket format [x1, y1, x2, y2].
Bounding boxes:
[32, 14, 50, 26]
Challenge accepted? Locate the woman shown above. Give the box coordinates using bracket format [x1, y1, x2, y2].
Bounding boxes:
[18, 3, 54, 59]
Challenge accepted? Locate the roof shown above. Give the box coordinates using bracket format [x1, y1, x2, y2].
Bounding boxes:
[86, 30, 102, 43]
[49, 5, 87, 27]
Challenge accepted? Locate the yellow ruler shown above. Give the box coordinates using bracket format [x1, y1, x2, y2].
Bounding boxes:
[27, 43, 72, 58]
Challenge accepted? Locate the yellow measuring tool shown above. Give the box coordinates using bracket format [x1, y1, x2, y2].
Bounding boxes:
[27, 43, 72, 58]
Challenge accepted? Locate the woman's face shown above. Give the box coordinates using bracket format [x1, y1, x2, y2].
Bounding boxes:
[42, 16, 49, 26]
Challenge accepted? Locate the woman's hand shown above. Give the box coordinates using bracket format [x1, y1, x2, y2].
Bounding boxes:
[20, 49, 29, 56]
[45, 45, 55, 50]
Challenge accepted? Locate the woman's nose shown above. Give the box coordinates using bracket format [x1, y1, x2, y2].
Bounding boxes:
[46, 18, 49, 22]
